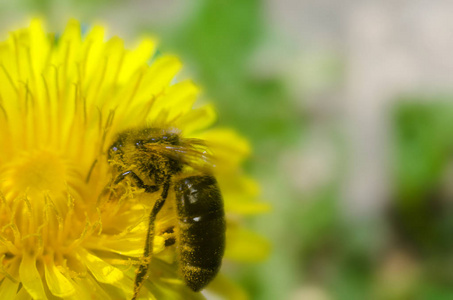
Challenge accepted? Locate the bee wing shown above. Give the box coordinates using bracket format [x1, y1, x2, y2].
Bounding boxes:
[144, 140, 216, 172]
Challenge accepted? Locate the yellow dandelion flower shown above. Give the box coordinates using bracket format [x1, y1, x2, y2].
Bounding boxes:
[0, 19, 269, 299]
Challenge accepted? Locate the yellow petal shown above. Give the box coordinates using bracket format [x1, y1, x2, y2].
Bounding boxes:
[0, 278, 19, 299]
[85, 234, 165, 257]
[119, 37, 157, 84]
[221, 175, 270, 215]
[18, 253, 46, 299]
[206, 273, 248, 300]
[71, 275, 112, 300]
[141, 55, 182, 93]
[136, 54, 182, 101]
[177, 103, 217, 134]
[224, 200, 271, 215]
[53, 19, 81, 83]
[78, 249, 123, 284]
[44, 261, 75, 298]
[149, 80, 200, 122]
[196, 128, 251, 170]
[225, 227, 270, 262]
[28, 19, 49, 84]
[80, 24, 105, 83]
[13, 286, 31, 300]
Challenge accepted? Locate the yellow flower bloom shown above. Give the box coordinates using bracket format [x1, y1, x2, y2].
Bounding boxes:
[0, 19, 268, 299]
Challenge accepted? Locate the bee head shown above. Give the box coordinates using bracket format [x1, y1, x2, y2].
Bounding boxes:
[108, 137, 125, 161]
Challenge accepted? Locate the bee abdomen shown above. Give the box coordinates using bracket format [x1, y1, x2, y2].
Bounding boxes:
[175, 175, 225, 292]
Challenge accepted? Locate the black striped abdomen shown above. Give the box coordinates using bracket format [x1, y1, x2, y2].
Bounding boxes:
[175, 175, 225, 292]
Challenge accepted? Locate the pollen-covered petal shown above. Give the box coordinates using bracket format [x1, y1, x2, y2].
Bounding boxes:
[19, 254, 46, 300]
[44, 261, 76, 298]
[78, 249, 124, 284]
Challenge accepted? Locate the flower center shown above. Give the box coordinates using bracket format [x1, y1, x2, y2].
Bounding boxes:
[9, 151, 67, 199]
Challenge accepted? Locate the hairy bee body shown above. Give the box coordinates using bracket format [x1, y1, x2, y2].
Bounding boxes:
[108, 128, 225, 298]
[175, 175, 225, 291]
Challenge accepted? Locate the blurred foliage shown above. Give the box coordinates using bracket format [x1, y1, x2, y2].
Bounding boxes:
[392, 99, 453, 256]
[389, 99, 453, 298]
[300, 99, 453, 299]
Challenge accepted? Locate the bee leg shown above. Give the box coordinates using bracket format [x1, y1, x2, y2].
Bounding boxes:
[115, 170, 160, 193]
[132, 180, 170, 300]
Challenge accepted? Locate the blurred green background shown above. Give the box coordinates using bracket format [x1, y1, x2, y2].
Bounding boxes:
[4, 1, 453, 299]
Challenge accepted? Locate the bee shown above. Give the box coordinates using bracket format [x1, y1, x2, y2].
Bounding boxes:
[107, 127, 225, 300]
